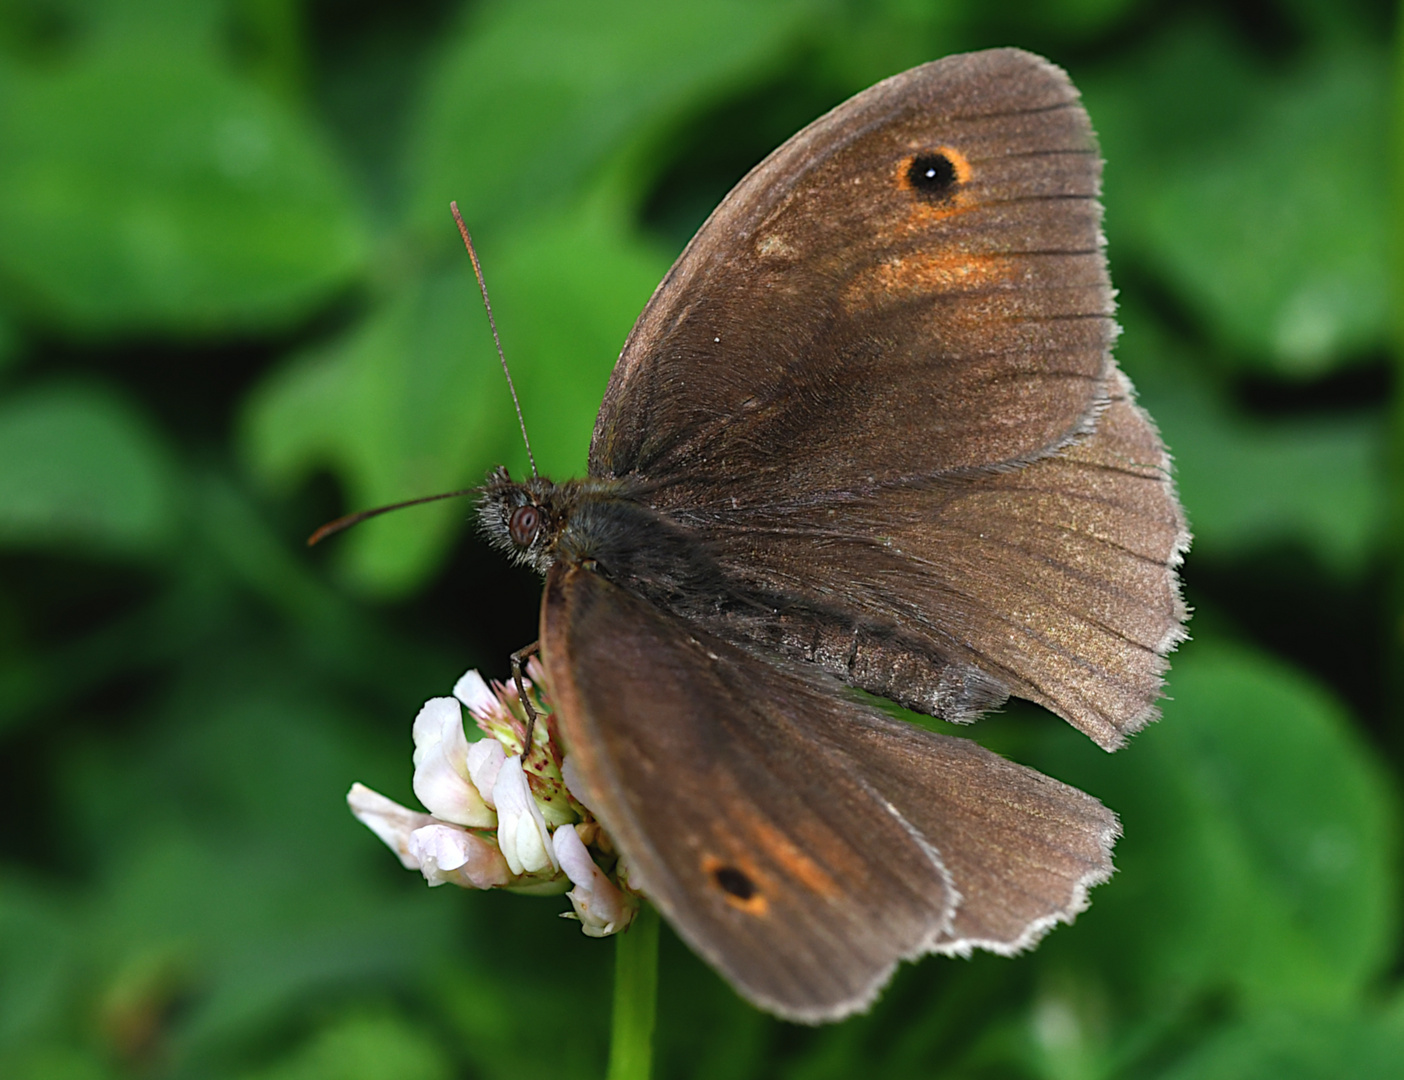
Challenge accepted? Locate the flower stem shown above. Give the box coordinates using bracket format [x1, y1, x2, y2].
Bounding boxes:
[607, 902, 659, 1080]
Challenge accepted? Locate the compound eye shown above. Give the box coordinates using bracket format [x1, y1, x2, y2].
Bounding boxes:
[508, 505, 541, 547]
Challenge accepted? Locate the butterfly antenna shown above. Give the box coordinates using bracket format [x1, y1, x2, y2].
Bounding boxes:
[306, 488, 478, 546]
[451, 201, 538, 478]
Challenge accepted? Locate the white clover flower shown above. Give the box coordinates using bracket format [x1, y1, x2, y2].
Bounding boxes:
[407, 822, 511, 889]
[466, 738, 506, 810]
[453, 669, 497, 717]
[493, 755, 558, 875]
[411, 697, 495, 828]
[349, 664, 638, 937]
[348, 783, 435, 869]
[348, 783, 510, 888]
[554, 823, 637, 937]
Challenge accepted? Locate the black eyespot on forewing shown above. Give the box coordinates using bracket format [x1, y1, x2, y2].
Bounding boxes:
[906, 152, 958, 199]
[712, 865, 758, 901]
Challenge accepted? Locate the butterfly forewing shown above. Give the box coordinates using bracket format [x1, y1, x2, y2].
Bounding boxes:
[590, 48, 1112, 498]
[583, 48, 1186, 744]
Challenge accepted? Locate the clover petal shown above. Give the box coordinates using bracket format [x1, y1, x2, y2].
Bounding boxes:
[453, 669, 497, 718]
[347, 783, 436, 869]
[412, 697, 495, 827]
[409, 823, 512, 889]
[467, 737, 507, 810]
[553, 822, 636, 937]
[493, 755, 558, 875]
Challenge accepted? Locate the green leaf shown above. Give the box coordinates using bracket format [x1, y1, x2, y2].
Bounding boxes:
[1156, 1005, 1404, 1080]
[0, 41, 368, 336]
[237, 1012, 452, 1080]
[64, 0, 225, 45]
[1002, 0, 1146, 39]
[1155, 384, 1385, 573]
[1118, 306, 1386, 573]
[406, 0, 820, 240]
[1089, 26, 1390, 374]
[55, 669, 459, 1069]
[0, 1044, 114, 1080]
[242, 263, 504, 595]
[0, 383, 177, 553]
[1036, 641, 1399, 1012]
[242, 0, 826, 594]
[0, 313, 20, 373]
[243, 191, 668, 593]
[0, 876, 78, 1052]
[481, 197, 673, 480]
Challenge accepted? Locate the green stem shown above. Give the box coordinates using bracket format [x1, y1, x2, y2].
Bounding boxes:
[607, 903, 659, 1080]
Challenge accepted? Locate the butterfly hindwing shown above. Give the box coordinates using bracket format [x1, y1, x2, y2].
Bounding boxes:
[542, 562, 1119, 1019]
[541, 562, 955, 1020]
[695, 372, 1188, 747]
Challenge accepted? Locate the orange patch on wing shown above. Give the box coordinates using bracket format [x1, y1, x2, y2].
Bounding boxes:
[745, 819, 841, 899]
[902, 196, 974, 229]
[843, 251, 1016, 311]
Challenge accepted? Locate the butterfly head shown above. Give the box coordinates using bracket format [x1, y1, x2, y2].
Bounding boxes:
[478, 466, 565, 574]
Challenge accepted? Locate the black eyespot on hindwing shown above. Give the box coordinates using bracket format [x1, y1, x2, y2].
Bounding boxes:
[712, 865, 758, 901]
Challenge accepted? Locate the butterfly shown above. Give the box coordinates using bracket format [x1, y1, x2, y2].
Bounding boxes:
[470, 47, 1189, 1022]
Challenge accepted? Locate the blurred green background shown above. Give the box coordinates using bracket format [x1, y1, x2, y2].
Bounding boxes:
[2, 0, 1402, 1077]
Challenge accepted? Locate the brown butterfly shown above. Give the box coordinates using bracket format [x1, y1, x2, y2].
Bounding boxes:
[477, 48, 1186, 1022]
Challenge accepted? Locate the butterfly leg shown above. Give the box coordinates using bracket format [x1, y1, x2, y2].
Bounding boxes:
[511, 641, 541, 752]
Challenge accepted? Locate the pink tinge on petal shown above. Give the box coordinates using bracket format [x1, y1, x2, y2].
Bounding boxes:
[347, 783, 435, 870]
[453, 670, 498, 718]
[552, 823, 633, 937]
[466, 738, 507, 809]
[410, 823, 472, 873]
[409, 823, 511, 889]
